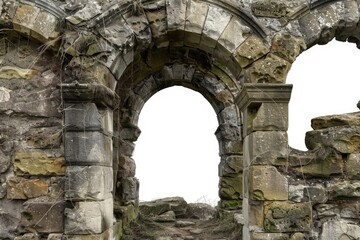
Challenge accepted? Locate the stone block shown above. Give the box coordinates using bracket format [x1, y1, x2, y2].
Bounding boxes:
[289, 183, 327, 204]
[6, 177, 48, 200]
[327, 181, 360, 199]
[50, 177, 65, 199]
[233, 35, 270, 68]
[47, 234, 63, 240]
[244, 54, 291, 84]
[219, 140, 243, 156]
[116, 155, 136, 178]
[215, 124, 241, 141]
[320, 220, 360, 240]
[218, 104, 240, 125]
[65, 166, 113, 201]
[14, 151, 65, 176]
[244, 131, 288, 166]
[118, 177, 139, 203]
[219, 155, 244, 177]
[0, 211, 20, 239]
[25, 127, 62, 149]
[219, 174, 243, 200]
[12, 4, 40, 35]
[243, 198, 264, 232]
[305, 126, 360, 153]
[21, 200, 65, 233]
[264, 201, 312, 232]
[64, 198, 114, 235]
[14, 233, 39, 240]
[250, 232, 289, 240]
[31, 11, 59, 43]
[298, 11, 321, 46]
[65, 131, 112, 166]
[346, 154, 360, 179]
[217, 17, 250, 54]
[166, 0, 186, 40]
[144, 3, 168, 43]
[243, 102, 289, 134]
[0, 149, 11, 173]
[250, 166, 288, 201]
[119, 140, 135, 157]
[201, 6, 231, 50]
[315, 204, 340, 219]
[64, 103, 102, 131]
[311, 112, 360, 130]
[219, 199, 242, 210]
[184, 0, 208, 44]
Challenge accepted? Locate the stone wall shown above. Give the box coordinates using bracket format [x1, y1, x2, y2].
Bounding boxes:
[0, 0, 359, 239]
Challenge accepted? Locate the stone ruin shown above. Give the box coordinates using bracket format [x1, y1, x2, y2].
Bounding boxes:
[0, 0, 359, 239]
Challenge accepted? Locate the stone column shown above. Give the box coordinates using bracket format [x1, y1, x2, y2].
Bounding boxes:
[61, 83, 120, 239]
[237, 84, 293, 239]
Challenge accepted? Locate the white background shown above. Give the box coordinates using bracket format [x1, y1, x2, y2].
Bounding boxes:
[133, 40, 360, 205]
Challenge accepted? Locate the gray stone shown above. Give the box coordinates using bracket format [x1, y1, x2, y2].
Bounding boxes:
[298, 11, 322, 46]
[0, 86, 11, 102]
[289, 183, 327, 204]
[306, 126, 360, 153]
[187, 203, 216, 220]
[244, 131, 288, 166]
[175, 220, 196, 228]
[154, 210, 176, 222]
[64, 103, 102, 131]
[0, 149, 10, 173]
[219, 155, 244, 177]
[320, 220, 360, 240]
[215, 124, 241, 141]
[311, 112, 360, 130]
[64, 131, 112, 166]
[0, 211, 20, 239]
[184, 0, 208, 44]
[315, 204, 340, 218]
[250, 232, 290, 240]
[21, 199, 65, 233]
[64, 198, 113, 235]
[140, 197, 188, 218]
[219, 174, 243, 200]
[116, 155, 136, 178]
[118, 177, 139, 202]
[65, 166, 113, 201]
[327, 181, 360, 199]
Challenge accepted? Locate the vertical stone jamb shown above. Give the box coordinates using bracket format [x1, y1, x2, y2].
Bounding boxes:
[61, 83, 120, 239]
[236, 83, 292, 239]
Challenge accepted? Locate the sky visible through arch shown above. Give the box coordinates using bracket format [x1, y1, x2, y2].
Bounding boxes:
[134, 40, 360, 205]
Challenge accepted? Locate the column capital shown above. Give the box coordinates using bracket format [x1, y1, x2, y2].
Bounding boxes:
[236, 83, 293, 111]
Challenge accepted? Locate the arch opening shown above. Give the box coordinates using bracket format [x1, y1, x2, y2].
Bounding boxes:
[287, 40, 360, 150]
[134, 86, 219, 205]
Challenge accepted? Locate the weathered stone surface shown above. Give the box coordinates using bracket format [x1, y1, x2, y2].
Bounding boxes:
[219, 199, 242, 210]
[250, 166, 288, 201]
[64, 103, 102, 131]
[243, 198, 264, 231]
[31, 11, 59, 43]
[215, 124, 241, 141]
[219, 155, 243, 177]
[305, 126, 360, 153]
[175, 220, 196, 228]
[49, 177, 65, 199]
[0, 211, 20, 239]
[12, 4, 40, 35]
[144, 2, 167, 42]
[271, 34, 306, 63]
[66, 1, 101, 25]
[118, 177, 139, 203]
[0, 66, 38, 79]
[0, 87, 11, 102]
[346, 154, 360, 179]
[7, 177, 48, 200]
[184, 0, 208, 45]
[293, 147, 344, 177]
[21, 199, 65, 233]
[14, 151, 65, 176]
[14, 233, 39, 240]
[187, 203, 216, 220]
[0, 150, 11, 173]
[25, 127, 62, 149]
[166, 0, 186, 32]
[65, 166, 113, 201]
[233, 35, 270, 68]
[298, 11, 322, 46]
[201, 6, 232, 50]
[65, 198, 113, 235]
[0, 176, 6, 199]
[245, 54, 291, 84]
[289, 183, 327, 204]
[320, 220, 360, 240]
[140, 197, 188, 217]
[264, 201, 312, 232]
[250, 232, 290, 240]
[153, 210, 176, 222]
[311, 112, 360, 130]
[116, 155, 136, 178]
[327, 181, 360, 199]
[244, 131, 288, 166]
[217, 17, 250, 54]
[65, 131, 112, 166]
[219, 174, 243, 200]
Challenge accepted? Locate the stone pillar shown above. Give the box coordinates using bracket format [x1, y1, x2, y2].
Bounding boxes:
[62, 83, 120, 239]
[237, 84, 296, 239]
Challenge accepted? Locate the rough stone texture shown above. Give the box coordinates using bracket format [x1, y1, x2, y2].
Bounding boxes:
[289, 183, 327, 204]
[219, 174, 243, 200]
[21, 199, 65, 233]
[245, 54, 291, 84]
[65, 166, 113, 201]
[64, 198, 114, 235]
[346, 153, 360, 179]
[187, 203, 216, 220]
[185, 1, 208, 44]
[233, 35, 270, 68]
[7, 177, 48, 200]
[327, 181, 360, 199]
[320, 220, 360, 240]
[14, 151, 65, 176]
[311, 112, 360, 130]
[271, 34, 306, 63]
[305, 126, 360, 153]
[264, 201, 312, 232]
[140, 197, 188, 218]
[250, 166, 288, 201]
[64, 131, 112, 166]
[219, 155, 243, 177]
[244, 131, 288, 166]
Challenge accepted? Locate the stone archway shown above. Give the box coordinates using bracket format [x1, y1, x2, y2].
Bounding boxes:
[1, 0, 360, 239]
